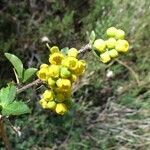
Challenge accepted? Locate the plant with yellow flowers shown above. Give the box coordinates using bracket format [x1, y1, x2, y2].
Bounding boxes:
[37, 46, 86, 115]
[0, 26, 129, 117]
[93, 27, 129, 63]
[35, 26, 129, 115]
[0, 26, 131, 149]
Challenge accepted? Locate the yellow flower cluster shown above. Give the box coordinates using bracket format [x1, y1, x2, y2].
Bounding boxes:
[37, 46, 86, 115]
[93, 27, 129, 63]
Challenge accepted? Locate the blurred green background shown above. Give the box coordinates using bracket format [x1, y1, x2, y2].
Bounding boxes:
[0, 0, 150, 149]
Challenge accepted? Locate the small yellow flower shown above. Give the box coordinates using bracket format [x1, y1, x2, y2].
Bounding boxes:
[47, 101, 57, 110]
[70, 74, 77, 82]
[108, 49, 119, 58]
[62, 57, 78, 71]
[115, 40, 129, 52]
[115, 29, 125, 39]
[106, 27, 117, 37]
[56, 93, 66, 102]
[49, 52, 64, 65]
[55, 103, 68, 115]
[56, 78, 71, 91]
[43, 90, 54, 101]
[60, 67, 71, 78]
[100, 52, 111, 63]
[47, 65, 60, 78]
[93, 39, 106, 52]
[40, 64, 49, 69]
[50, 46, 60, 53]
[37, 67, 49, 81]
[48, 77, 56, 87]
[74, 60, 86, 75]
[68, 48, 78, 58]
[39, 99, 47, 109]
[39, 98, 45, 105]
[106, 38, 117, 49]
[56, 91, 71, 102]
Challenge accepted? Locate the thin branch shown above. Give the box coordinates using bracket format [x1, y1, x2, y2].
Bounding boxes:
[78, 43, 91, 53]
[17, 79, 42, 94]
[0, 116, 12, 150]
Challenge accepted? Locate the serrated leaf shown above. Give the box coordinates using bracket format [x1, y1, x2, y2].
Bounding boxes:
[61, 47, 69, 55]
[5, 53, 23, 79]
[23, 68, 37, 83]
[89, 30, 96, 44]
[2, 101, 31, 116]
[0, 84, 16, 106]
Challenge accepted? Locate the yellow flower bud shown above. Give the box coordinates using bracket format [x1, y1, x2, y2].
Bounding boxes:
[70, 74, 77, 82]
[39, 98, 46, 105]
[40, 64, 49, 69]
[115, 40, 129, 52]
[41, 102, 48, 109]
[62, 57, 78, 71]
[43, 90, 54, 101]
[106, 27, 117, 37]
[56, 93, 66, 102]
[73, 60, 86, 75]
[106, 38, 117, 49]
[56, 91, 71, 102]
[108, 49, 119, 58]
[56, 78, 71, 91]
[37, 67, 49, 81]
[39, 99, 47, 109]
[60, 67, 71, 78]
[49, 52, 64, 65]
[100, 52, 111, 63]
[93, 39, 106, 52]
[48, 77, 56, 87]
[47, 101, 56, 110]
[47, 65, 60, 78]
[55, 103, 68, 115]
[115, 29, 125, 39]
[50, 46, 60, 53]
[68, 48, 78, 58]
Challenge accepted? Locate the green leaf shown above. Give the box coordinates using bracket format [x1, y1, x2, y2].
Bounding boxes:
[23, 68, 37, 83]
[2, 101, 31, 116]
[5, 53, 23, 79]
[61, 47, 69, 55]
[0, 84, 16, 106]
[91, 47, 101, 59]
[89, 30, 96, 44]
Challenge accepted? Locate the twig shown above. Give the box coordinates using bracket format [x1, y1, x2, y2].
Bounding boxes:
[4, 118, 21, 137]
[115, 58, 140, 86]
[78, 43, 91, 53]
[0, 116, 12, 150]
[17, 79, 42, 94]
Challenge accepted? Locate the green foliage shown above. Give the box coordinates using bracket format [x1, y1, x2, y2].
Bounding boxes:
[2, 101, 30, 116]
[61, 47, 69, 55]
[0, 84, 30, 116]
[22, 68, 37, 83]
[89, 30, 96, 44]
[0, 83, 16, 106]
[5, 53, 37, 83]
[5, 53, 24, 79]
